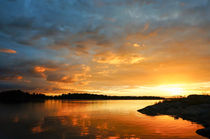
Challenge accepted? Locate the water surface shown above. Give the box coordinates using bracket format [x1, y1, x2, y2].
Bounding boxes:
[0, 100, 204, 139]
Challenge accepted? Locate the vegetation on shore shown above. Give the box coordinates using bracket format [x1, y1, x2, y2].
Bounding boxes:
[138, 95, 210, 138]
[0, 90, 164, 103]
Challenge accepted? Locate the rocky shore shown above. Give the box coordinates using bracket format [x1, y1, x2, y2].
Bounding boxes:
[138, 95, 210, 138]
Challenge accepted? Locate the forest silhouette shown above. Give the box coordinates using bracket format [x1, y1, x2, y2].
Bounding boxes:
[0, 90, 164, 103]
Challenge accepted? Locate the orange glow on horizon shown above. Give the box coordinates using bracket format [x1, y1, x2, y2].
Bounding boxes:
[37, 82, 210, 97]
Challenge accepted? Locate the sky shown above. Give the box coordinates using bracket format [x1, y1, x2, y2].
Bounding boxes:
[0, 0, 209, 96]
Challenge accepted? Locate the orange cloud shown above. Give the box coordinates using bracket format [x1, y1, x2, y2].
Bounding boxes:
[34, 66, 56, 73]
[16, 76, 23, 80]
[54, 75, 75, 83]
[93, 51, 144, 64]
[34, 66, 46, 73]
[0, 75, 23, 81]
[34, 64, 92, 86]
[0, 49, 16, 54]
[33, 66, 57, 79]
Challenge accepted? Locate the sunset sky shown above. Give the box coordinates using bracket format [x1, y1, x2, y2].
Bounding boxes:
[0, 0, 209, 96]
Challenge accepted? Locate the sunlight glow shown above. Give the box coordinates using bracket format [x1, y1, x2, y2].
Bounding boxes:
[157, 85, 184, 96]
[166, 87, 184, 96]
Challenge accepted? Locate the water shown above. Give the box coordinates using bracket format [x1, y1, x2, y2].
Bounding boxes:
[0, 100, 204, 139]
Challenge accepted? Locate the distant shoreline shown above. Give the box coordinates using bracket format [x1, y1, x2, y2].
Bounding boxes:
[0, 90, 164, 103]
[138, 95, 210, 138]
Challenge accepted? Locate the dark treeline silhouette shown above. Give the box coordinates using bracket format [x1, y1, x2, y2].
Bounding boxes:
[0, 90, 164, 103]
[54, 93, 164, 100]
[0, 90, 47, 103]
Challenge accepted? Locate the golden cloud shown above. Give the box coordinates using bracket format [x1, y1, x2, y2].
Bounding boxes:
[34, 66, 56, 73]
[93, 51, 144, 64]
[34, 66, 46, 73]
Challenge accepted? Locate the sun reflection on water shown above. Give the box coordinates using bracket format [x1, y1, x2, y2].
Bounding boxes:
[0, 100, 204, 139]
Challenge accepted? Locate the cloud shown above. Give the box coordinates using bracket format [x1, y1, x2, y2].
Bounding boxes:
[0, 49, 16, 53]
[34, 66, 47, 73]
[33, 64, 91, 84]
[0, 75, 22, 81]
[46, 74, 75, 83]
[93, 51, 144, 64]
[0, 0, 209, 95]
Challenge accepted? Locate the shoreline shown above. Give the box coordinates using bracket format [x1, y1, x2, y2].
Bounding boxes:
[138, 95, 210, 138]
[0, 90, 164, 103]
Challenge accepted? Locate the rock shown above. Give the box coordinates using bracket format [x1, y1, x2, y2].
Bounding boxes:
[138, 95, 210, 138]
[196, 127, 210, 138]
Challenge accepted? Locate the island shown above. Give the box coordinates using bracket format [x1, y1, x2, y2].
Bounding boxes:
[138, 95, 210, 138]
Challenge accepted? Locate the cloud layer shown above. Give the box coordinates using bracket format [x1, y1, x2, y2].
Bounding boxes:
[0, 0, 209, 95]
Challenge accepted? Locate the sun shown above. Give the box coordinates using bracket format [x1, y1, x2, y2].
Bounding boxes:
[157, 85, 185, 96]
[166, 87, 184, 96]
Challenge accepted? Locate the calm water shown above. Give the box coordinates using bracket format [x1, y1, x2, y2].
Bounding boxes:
[0, 100, 204, 139]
